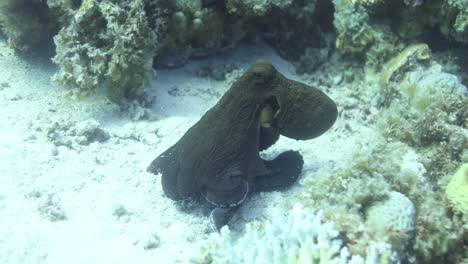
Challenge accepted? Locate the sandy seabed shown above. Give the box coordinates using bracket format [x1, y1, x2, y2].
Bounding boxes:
[0, 37, 377, 264]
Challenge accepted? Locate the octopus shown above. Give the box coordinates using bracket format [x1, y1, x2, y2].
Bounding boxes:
[147, 59, 337, 231]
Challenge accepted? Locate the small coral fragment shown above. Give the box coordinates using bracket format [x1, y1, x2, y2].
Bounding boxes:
[37, 194, 66, 221]
[46, 119, 110, 149]
[142, 232, 160, 250]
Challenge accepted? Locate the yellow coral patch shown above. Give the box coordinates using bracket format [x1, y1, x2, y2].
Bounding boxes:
[445, 163, 468, 214]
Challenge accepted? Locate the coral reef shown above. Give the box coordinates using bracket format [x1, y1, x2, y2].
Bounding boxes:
[298, 137, 409, 256]
[259, 0, 331, 61]
[449, 1, 468, 39]
[329, 0, 468, 71]
[0, 0, 59, 53]
[297, 133, 466, 262]
[332, 0, 401, 68]
[194, 204, 394, 264]
[396, 0, 468, 44]
[332, 0, 377, 54]
[158, 0, 326, 67]
[377, 58, 467, 183]
[225, 0, 293, 17]
[403, 0, 423, 7]
[154, 0, 248, 68]
[51, 0, 157, 104]
[371, 44, 467, 262]
[1, 0, 467, 102]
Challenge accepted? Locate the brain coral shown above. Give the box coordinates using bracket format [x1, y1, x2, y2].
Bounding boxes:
[365, 191, 416, 254]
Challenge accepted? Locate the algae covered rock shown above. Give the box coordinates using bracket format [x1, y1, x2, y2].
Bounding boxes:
[260, 0, 330, 61]
[0, 0, 60, 53]
[332, 0, 401, 68]
[51, 0, 156, 104]
[154, 0, 249, 68]
[400, 65, 466, 112]
[225, 0, 293, 17]
[298, 133, 466, 262]
[331, 0, 468, 70]
[377, 52, 467, 183]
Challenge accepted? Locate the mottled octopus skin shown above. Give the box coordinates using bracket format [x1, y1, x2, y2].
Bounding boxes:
[147, 59, 337, 226]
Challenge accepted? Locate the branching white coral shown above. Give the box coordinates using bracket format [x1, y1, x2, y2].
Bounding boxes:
[194, 204, 392, 264]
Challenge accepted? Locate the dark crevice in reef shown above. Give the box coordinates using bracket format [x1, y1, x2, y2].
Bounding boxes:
[420, 27, 468, 86]
[0, 0, 60, 57]
[259, 0, 336, 61]
[422, 26, 467, 51]
[314, 0, 336, 33]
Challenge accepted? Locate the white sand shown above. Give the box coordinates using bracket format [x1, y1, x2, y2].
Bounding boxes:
[0, 38, 379, 264]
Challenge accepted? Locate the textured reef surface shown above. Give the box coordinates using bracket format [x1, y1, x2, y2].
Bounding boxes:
[2, 0, 467, 100]
[0, 0, 467, 263]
